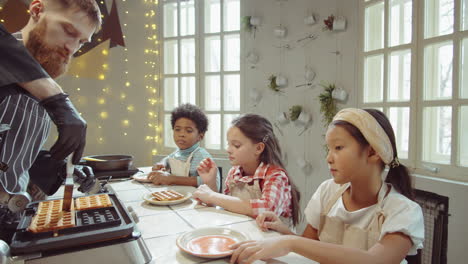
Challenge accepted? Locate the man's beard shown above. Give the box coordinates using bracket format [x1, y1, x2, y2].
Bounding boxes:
[26, 20, 71, 79]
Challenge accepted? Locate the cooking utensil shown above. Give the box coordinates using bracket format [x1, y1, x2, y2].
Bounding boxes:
[62, 154, 74, 211]
[83, 155, 133, 171]
[82, 157, 106, 162]
[10, 194, 137, 255]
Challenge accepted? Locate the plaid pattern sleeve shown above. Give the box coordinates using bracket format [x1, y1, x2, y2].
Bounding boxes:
[250, 166, 292, 218]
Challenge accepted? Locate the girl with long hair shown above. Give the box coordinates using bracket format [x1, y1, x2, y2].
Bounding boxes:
[193, 114, 301, 226]
[230, 108, 424, 264]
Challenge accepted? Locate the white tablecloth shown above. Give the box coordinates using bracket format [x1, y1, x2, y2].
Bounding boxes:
[107, 167, 318, 264]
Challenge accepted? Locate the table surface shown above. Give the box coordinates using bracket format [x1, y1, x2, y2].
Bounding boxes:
[50, 167, 318, 264]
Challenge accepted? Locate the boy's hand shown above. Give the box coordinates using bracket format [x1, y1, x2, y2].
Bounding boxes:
[152, 163, 166, 171]
[148, 170, 171, 185]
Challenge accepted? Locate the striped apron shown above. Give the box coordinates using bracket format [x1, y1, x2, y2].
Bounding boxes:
[0, 94, 51, 194]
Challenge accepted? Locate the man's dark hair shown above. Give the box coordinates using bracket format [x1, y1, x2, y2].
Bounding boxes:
[49, 0, 102, 26]
[171, 104, 208, 134]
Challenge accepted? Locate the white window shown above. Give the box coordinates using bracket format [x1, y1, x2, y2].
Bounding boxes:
[160, 0, 241, 154]
[360, 0, 468, 181]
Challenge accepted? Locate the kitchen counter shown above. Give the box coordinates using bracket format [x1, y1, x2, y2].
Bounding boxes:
[106, 169, 318, 264]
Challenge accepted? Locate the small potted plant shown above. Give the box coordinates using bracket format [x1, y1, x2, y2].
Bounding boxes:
[318, 82, 338, 127]
[323, 15, 346, 31]
[268, 75, 285, 92]
[289, 105, 302, 121]
[242, 16, 260, 37]
[323, 15, 335, 31]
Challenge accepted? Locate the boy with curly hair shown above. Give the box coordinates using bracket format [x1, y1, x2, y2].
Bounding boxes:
[148, 104, 220, 191]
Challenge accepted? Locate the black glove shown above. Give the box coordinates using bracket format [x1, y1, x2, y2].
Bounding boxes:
[72, 165, 96, 193]
[29, 151, 96, 194]
[39, 93, 86, 164]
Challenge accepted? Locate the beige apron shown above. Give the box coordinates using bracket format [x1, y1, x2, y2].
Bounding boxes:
[229, 178, 292, 226]
[318, 183, 389, 250]
[168, 148, 199, 177]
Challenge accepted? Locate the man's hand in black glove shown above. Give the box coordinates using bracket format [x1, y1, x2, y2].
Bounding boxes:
[39, 93, 86, 164]
[29, 151, 96, 194]
[72, 165, 96, 193]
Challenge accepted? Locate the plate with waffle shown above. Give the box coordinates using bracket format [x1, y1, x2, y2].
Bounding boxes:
[143, 188, 192, 205]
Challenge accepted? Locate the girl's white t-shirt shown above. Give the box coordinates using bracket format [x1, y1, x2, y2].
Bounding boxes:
[304, 179, 424, 257]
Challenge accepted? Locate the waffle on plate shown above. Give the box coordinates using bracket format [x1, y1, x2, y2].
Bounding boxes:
[151, 190, 185, 201]
[28, 199, 75, 233]
[75, 194, 113, 211]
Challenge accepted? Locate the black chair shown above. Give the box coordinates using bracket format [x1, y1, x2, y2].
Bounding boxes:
[217, 166, 223, 193]
[406, 189, 449, 264]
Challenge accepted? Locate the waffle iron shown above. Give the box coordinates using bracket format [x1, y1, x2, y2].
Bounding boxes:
[7, 193, 152, 263]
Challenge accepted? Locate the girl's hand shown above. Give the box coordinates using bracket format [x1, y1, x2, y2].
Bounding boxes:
[152, 163, 165, 171]
[256, 211, 293, 235]
[197, 158, 217, 185]
[192, 184, 215, 205]
[148, 170, 171, 185]
[229, 237, 292, 264]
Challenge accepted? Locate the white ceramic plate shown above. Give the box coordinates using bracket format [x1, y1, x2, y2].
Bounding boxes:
[176, 227, 248, 259]
[143, 189, 192, 205]
[132, 172, 152, 183]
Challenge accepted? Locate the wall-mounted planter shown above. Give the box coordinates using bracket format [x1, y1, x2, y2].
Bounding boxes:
[250, 16, 261, 27]
[275, 75, 288, 86]
[331, 87, 348, 101]
[246, 51, 259, 64]
[305, 67, 316, 83]
[323, 15, 347, 32]
[250, 88, 262, 104]
[296, 111, 311, 127]
[276, 112, 289, 126]
[304, 15, 316, 25]
[243, 16, 260, 37]
[332, 16, 346, 31]
[274, 25, 287, 38]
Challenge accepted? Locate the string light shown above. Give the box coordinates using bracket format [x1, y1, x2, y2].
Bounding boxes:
[144, 0, 161, 156]
[100, 112, 108, 119]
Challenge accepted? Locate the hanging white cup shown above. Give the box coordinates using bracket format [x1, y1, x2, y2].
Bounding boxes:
[304, 15, 316, 25]
[277, 112, 289, 126]
[332, 88, 348, 101]
[246, 51, 259, 64]
[250, 16, 261, 26]
[297, 111, 311, 126]
[304, 67, 316, 83]
[332, 16, 346, 31]
[274, 26, 287, 38]
[250, 88, 262, 103]
[296, 157, 308, 169]
[275, 75, 288, 87]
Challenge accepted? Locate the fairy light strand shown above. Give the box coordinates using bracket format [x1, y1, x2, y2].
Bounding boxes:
[144, 0, 160, 156]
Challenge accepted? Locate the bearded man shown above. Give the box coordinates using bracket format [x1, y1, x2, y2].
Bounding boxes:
[0, 0, 102, 242]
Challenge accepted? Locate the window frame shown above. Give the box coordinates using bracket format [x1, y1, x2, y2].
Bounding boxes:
[359, 0, 468, 182]
[159, 0, 243, 157]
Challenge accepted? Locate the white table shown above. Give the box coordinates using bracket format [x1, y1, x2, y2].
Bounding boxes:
[107, 173, 318, 264]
